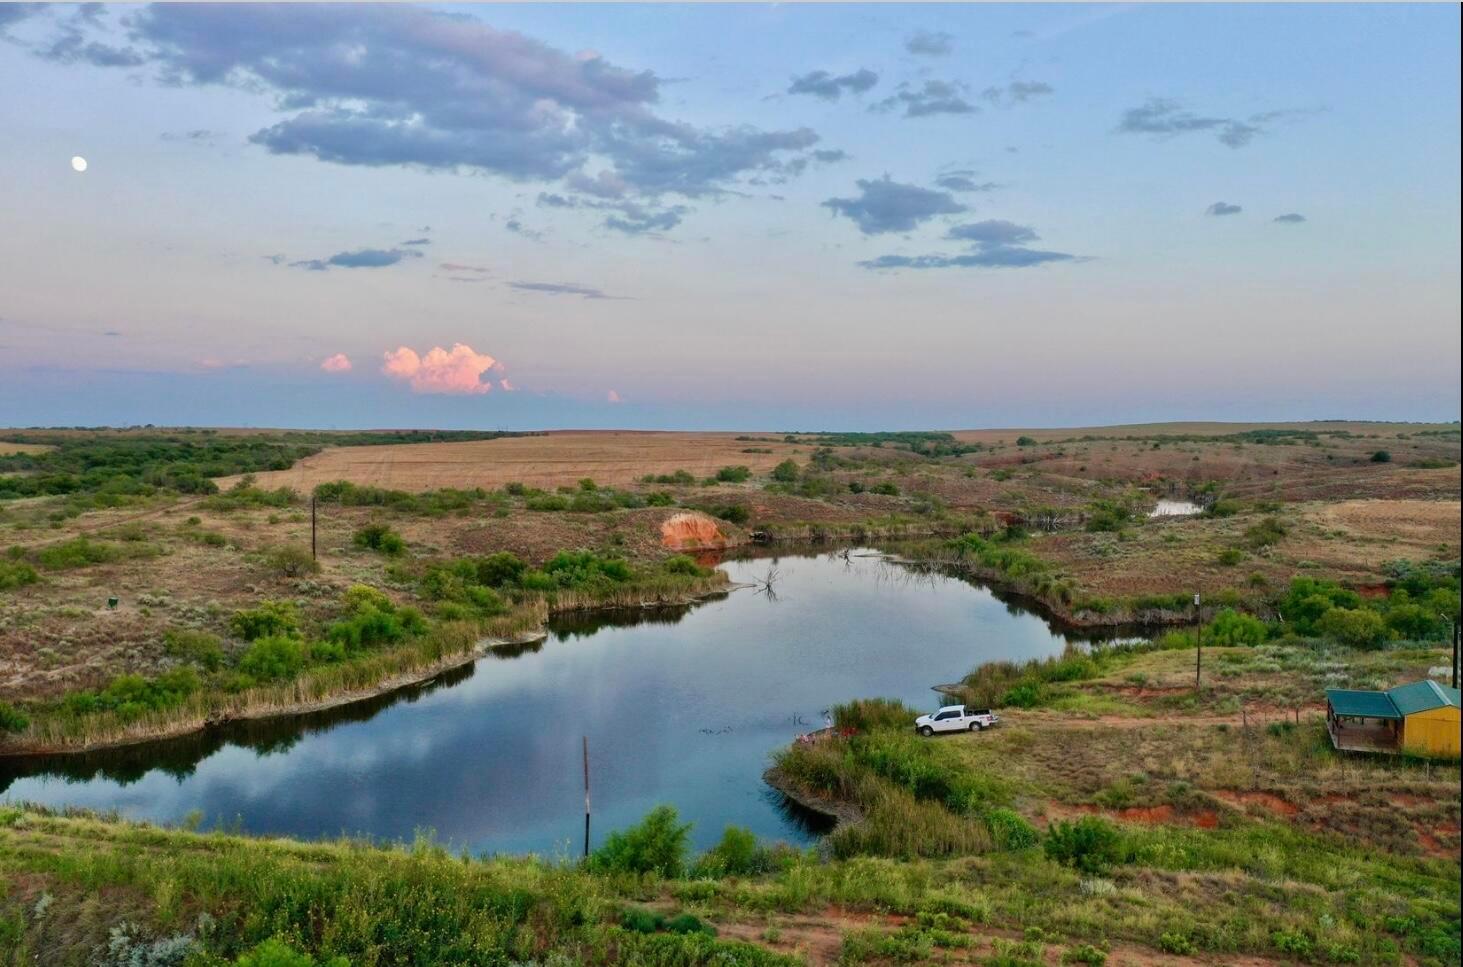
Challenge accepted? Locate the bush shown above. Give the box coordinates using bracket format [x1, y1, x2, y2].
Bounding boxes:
[234, 938, 348, 967]
[36, 537, 119, 570]
[1205, 608, 1267, 646]
[715, 465, 751, 483]
[589, 805, 692, 877]
[1317, 607, 1388, 649]
[770, 459, 799, 483]
[543, 550, 633, 588]
[63, 667, 201, 720]
[661, 555, 710, 577]
[1243, 516, 1288, 548]
[353, 523, 406, 556]
[1216, 548, 1244, 566]
[710, 504, 750, 525]
[695, 825, 772, 877]
[1370, 450, 1392, 463]
[163, 629, 225, 670]
[229, 600, 300, 641]
[985, 808, 1039, 850]
[266, 544, 319, 577]
[1044, 816, 1124, 874]
[238, 635, 309, 682]
[0, 701, 29, 733]
[0, 559, 38, 590]
[833, 698, 920, 732]
[871, 482, 900, 496]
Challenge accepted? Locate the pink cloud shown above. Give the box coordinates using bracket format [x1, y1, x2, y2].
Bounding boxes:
[607, 389, 623, 403]
[499, 378, 515, 391]
[320, 353, 352, 373]
[381, 343, 498, 395]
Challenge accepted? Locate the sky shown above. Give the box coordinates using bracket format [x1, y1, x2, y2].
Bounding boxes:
[0, 2, 1459, 431]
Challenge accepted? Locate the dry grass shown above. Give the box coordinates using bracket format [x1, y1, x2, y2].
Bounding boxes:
[216, 430, 806, 492]
[0, 442, 53, 456]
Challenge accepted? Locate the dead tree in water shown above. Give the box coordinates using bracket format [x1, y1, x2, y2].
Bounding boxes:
[753, 565, 781, 601]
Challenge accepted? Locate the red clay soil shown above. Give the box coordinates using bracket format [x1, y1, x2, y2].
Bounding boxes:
[1047, 801, 1220, 829]
[660, 510, 729, 550]
[1211, 790, 1300, 818]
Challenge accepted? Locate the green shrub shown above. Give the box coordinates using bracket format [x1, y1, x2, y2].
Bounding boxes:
[985, 808, 1038, 850]
[1316, 607, 1388, 649]
[353, 523, 406, 556]
[0, 701, 29, 733]
[1205, 608, 1267, 646]
[1044, 816, 1123, 874]
[715, 465, 751, 483]
[234, 938, 348, 967]
[1243, 516, 1288, 548]
[62, 667, 201, 720]
[1216, 548, 1244, 566]
[238, 635, 309, 683]
[543, 550, 633, 588]
[661, 555, 710, 577]
[589, 805, 692, 877]
[695, 825, 773, 877]
[36, 537, 119, 570]
[266, 544, 319, 577]
[833, 698, 920, 732]
[1370, 450, 1392, 463]
[871, 482, 900, 496]
[0, 560, 38, 590]
[229, 600, 300, 641]
[770, 459, 799, 483]
[163, 629, 225, 670]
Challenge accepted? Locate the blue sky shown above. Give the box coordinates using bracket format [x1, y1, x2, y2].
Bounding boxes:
[0, 3, 1458, 430]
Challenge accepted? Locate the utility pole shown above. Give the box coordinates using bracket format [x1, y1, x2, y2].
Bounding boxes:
[310, 495, 317, 561]
[1194, 592, 1202, 691]
[583, 735, 591, 859]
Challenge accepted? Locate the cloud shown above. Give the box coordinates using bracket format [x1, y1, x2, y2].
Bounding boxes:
[873, 80, 977, 118]
[160, 128, 221, 144]
[981, 81, 1054, 107]
[0, 4, 45, 31]
[823, 176, 967, 235]
[498, 378, 515, 391]
[381, 344, 498, 395]
[320, 353, 352, 373]
[935, 171, 998, 193]
[507, 281, 623, 300]
[46, 4, 820, 227]
[289, 248, 424, 271]
[400, 237, 431, 246]
[1205, 201, 1242, 216]
[439, 262, 490, 274]
[787, 68, 878, 101]
[504, 216, 544, 241]
[1116, 98, 1315, 149]
[536, 191, 688, 235]
[905, 30, 953, 56]
[607, 389, 623, 403]
[812, 149, 849, 163]
[36, 5, 146, 67]
[859, 219, 1082, 271]
[1273, 213, 1307, 224]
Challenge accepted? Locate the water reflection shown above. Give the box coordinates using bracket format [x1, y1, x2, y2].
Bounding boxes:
[2, 548, 1121, 855]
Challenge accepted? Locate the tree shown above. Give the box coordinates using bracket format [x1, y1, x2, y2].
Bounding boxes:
[1317, 607, 1388, 649]
[770, 459, 799, 483]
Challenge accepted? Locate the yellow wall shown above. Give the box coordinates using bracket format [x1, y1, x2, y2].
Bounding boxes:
[1401, 706, 1461, 758]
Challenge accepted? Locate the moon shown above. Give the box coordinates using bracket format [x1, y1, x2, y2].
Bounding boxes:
[70, 156, 88, 173]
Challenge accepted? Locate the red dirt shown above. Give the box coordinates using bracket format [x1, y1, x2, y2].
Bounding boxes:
[1212, 790, 1300, 817]
[659, 511, 729, 550]
[1048, 801, 1220, 829]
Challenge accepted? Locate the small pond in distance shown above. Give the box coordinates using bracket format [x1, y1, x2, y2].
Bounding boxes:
[2, 550, 1102, 855]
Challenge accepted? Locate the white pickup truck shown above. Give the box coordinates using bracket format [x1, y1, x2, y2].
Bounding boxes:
[914, 705, 999, 736]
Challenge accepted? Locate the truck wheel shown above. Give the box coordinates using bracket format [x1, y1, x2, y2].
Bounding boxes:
[919, 726, 934, 737]
[969, 722, 980, 732]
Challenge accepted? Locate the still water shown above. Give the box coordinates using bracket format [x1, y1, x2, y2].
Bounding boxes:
[2, 550, 1087, 855]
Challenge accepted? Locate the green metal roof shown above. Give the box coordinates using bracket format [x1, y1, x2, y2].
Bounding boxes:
[1387, 680, 1461, 716]
[1326, 689, 1400, 719]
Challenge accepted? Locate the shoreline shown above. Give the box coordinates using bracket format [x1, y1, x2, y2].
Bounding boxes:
[0, 583, 734, 760]
[763, 765, 863, 832]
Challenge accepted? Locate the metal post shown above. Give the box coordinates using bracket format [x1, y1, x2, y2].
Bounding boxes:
[583, 735, 591, 859]
[1452, 619, 1459, 690]
[1194, 593, 1202, 690]
[311, 496, 317, 561]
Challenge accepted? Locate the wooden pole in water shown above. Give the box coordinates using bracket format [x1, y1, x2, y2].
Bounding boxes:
[311, 496, 317, 561]
[583, 735, 591, 859]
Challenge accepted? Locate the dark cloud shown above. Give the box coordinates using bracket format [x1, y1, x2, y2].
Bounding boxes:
[504, 216, 544, 241]
[534, 191, 686, 235]
[400, 237, 431, 246]
[160, 128, 221, 144]
[288, 248, 423, 271]
[1117, 98, 1314, 149]
[905, 30, 953, 56]
[981, 81, 1054, 107]
[507, 281, 624, 300]
[36, 4, 145, 67]
[823, 176, 967, 236]
[0, 4, 45, 30]
[935, 171, 998, 193]
[873, 80, 977, 118]
[813, 149, 849, 163]
[440, 263, 490, 274]
[42, 4, 819, 228]
[860, 219, 1082, 271]
[1205, 201, 1242, 216]
[787, 68, 878, 101]
[1273, 213, 1307, 224]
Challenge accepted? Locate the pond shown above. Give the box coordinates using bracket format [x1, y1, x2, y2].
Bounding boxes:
[1149, 499, 1203, 517]
[1, 550, 1095, 856]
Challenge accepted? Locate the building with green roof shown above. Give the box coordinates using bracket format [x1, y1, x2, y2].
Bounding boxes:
[1325, 680, 1460, 757]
